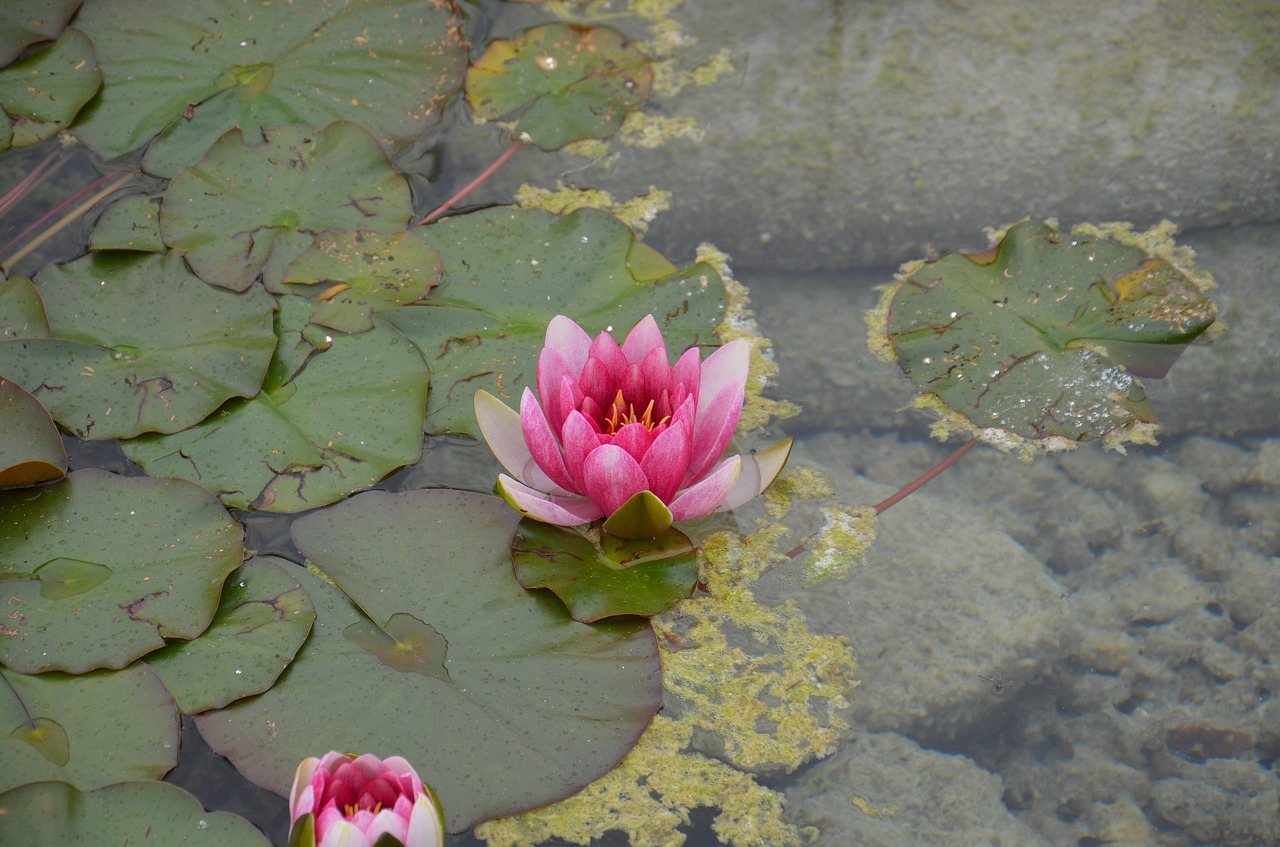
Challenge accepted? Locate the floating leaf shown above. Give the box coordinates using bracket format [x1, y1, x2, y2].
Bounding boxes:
[9, 718, 69, 768]
[0, 276, 49, 339]
[0, 0, 81, 66]
[0, 27, 100, 151]
[513, 519, 699, 622]
[161, 122, 415, 292]
[197, 490, 662, 833]
[0, 377, 66, 488]
[342, 613, 451, 683]
[88, 194, 164, 253]
[73, 0, 468, 176]
[280, 229, 442, 333]
[876, 220, 1217, 446]
[145, 557, 316, 714]
[122, 295, 428, 513]
[0, 252, 276, 440]
[0, 781, 270, 846]
[0, 470, 243, 674]
[32, 558, 110, 600]
[0, 664, 178, 791]
[467, 23, 652, 150]
[384, 207, 726, 437]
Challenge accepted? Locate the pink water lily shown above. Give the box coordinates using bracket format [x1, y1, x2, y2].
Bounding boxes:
[474, 314, 791, 538]
[288, 752, 444, 847]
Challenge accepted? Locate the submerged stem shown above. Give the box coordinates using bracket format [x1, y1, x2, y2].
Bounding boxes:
[414, 139, 524, 227]
[786, 437, 980, 559]
[1, 168, 136, 274]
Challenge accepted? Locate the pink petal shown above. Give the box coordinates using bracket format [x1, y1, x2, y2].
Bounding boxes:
[537, 348, 576, 434]
[610, 421, 656, 464]
[668, 455, 742, 520]
[685, 381, 745, 486]
[545, 315, 593, 375]
[717, 437, 793, 511]
[639, 346, 674, 405]
[290, 757, 323, 819]
[640, 419, 691, 503]
[582, 444, 651, 517]
[362, 809, 410, 844]
[588, 331, 628, 383]
[696, 339, 749, 417]
[671, 347, 702, 403]
[496, 474, 604, 525]
[621, 314, 666, 364]
[474, 391, 534, 481]
[554, 373, 584, 437]
[520, 388, 576, 492]
[578, 355, 617, 411]
[406, 794, 445, 847]
[560, 411, 600, 492]
[618, 362, 645, 406]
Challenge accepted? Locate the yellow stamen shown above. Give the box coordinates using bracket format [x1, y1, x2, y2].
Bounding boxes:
[603, 390, 670, 435]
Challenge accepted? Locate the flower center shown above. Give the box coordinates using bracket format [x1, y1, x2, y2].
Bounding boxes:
[343, 800, 384, 817]
[603, 389, 669, 435]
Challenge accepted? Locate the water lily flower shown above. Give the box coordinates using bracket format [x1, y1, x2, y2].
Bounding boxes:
[474, 314, 792, 538]
[288, 752, 444, 847]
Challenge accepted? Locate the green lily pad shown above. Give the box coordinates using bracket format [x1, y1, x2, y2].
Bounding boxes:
[197, 489, 662, 832]
[0, 0, 81, 66]
[88, 194, 164, 253]
[0, 27, 100, 152]
[513, 519, 698, 622]
[0, 252, 276, 440]
[384, 206, 726, 438]
[280, 229, 442, 333]
[0, 781, 270, 846]
[0, 276, 50, 339]
[0, 377, 66, 488]
[466, 23, 652, 150]
[73, 0, 468, 177]
[122, 295, 428, 513]
[161, 122, 414, 292]
[145, 557, 316, 714]
[0, 469, 243, 674]
[878, 220, 1217, 446]
[0, 664, 178, 791]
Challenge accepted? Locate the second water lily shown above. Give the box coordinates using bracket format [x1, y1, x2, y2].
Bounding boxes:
[474, 314, 791, 538]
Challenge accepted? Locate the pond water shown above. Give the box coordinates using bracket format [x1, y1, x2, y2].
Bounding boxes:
[3, 1, 1278, 845]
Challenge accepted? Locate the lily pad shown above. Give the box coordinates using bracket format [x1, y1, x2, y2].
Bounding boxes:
[73, 0, 468, 177]
[145, 557, 316, 714]
[467, 23, 652, 150]
[280, 229, 442, 333]
[162, 122, 415, 292]
[197, 489, 662, 832]
[513, 519, 699, 622]
[0, 252, 276, 440]
[0, 377, 66, 487]
[0, 664, 178, 791]
[122, 295, 428, 513]
[88, 194, 164, 253]
[0, 276, 49, 339]
[878, 220, 1217, 445]
[0, 469, 243, 674]
[0, 27, 101, 151]
[384, 206, 726, 438]
[0, 0, 81, 66]
[0, 781, 270, 846]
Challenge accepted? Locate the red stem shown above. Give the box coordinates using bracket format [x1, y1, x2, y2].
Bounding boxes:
[0, 166, 132, 257]
[786, 437, 979, 558]
[0, 150, 66, 218]
[414, 140, 524, 227]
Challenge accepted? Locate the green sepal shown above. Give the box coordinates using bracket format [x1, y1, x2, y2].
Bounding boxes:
[602, 490, 673, 540]
[287, 813, 315, 847]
